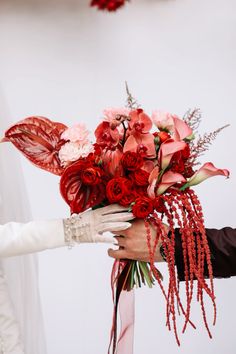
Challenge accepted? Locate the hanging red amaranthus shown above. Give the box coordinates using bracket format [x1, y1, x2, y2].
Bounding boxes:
[1, 88, 229, 353]
[90, 0, 127, 11]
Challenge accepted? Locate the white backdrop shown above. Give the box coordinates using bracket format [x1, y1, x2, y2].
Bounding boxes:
[0, 0, 235, 353]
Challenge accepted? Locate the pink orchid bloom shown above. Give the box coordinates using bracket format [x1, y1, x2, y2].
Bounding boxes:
[147, 166, 159, 199]
[187, 162, 230, 187]
[95, 121, 120, 149]
[152, 110, 192, 141]
[129, 109, 152, 134]
[103, 107, 130, 128]
[124, 133, 156, 158]
[158, 140, 187, 170]
[157, 171, 186, 195]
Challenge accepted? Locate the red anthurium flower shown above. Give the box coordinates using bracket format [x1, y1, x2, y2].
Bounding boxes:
[2, 116, 67, 175]
[60, 158, 105, 213]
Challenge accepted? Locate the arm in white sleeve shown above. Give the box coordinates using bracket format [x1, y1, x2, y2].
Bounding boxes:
[0, 220, 65, 258]
[0, 264, 24, 354]
[0, 204, 134, 258]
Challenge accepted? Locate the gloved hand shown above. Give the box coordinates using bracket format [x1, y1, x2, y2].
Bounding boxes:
[63, 204, 134, 246]
[0, 205, 134, 257]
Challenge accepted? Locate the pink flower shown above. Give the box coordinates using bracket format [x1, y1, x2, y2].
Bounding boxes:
[61, 123, 90, 144]
[58, 141, 94, 166]
[129, 109, 152, 134]
[157, 171, 186, 195]
[158, 140, 187, 170]
[123, 109, 156, 157]
[103, 107, 130, 127]
[101, 148, 124, 176]
[95, 121, 120, 149]
[186, 162, 230, 187]
[124, 133, 156, 158]
[147, 166, 159, 199]
[152, 111, 192, 141]
[152, 111, 174, 131]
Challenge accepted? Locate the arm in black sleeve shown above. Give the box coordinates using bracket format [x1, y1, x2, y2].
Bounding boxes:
[174, 227, 236, 281]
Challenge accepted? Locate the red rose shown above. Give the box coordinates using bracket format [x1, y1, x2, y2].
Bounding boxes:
[60, 158, 105, 214]
[121, 151, 143, 171]
[182, 144, 191, 159]
[106, 177, 131, 203]
[153, 197, 166, 213]
[135, 186, 148, 197]
[131, 169, 149, 186]
[171, 159, 185, 174]
[120, 192, 137, 207]
[81, 167, 102, 185]
[132, 196, 154, 218]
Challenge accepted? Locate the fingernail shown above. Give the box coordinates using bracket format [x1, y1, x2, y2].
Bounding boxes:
[123, 223, 132, 229]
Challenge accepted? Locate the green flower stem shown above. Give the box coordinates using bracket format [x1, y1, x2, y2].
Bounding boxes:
[179, 182, 189, 191]
[138, 262, 153, 288]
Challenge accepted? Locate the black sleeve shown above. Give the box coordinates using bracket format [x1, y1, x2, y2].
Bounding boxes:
[174, 227, 236, 281]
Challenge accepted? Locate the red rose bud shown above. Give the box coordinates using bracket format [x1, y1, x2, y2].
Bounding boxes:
[106, 177, 131, 203]
[81, 167, 103, 185]
[121, 151, 143, 171]
[158, 131, 171, 143]
[132, 197, 154, 218]
[131, 169, 149, 186]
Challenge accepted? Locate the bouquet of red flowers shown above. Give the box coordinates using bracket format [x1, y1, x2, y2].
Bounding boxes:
[1, 89, 229, 351]
[90, 0, 128, 11]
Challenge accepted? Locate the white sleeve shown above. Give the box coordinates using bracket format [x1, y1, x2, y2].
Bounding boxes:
[0, 265, 24, 354]
[0, 220, 66, 258]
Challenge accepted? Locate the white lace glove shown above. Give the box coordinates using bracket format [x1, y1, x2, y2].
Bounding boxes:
[63, 204, 134, 246]
[0, 205, 134, 257]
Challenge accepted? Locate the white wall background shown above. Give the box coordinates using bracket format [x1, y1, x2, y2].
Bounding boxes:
[0, 0, 236, 353]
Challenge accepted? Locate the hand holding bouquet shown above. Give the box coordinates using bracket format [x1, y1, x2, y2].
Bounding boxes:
[1, 89, 229, 350]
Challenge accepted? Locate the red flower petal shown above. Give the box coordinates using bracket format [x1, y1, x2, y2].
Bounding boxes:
[4, 116, 67, 175]
[60, 159, 105, 213]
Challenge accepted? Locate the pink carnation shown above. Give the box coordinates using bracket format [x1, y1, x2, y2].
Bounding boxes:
[61, 123, 90, 144]
[103, 107, 130, 122]
[58, 141, 94, 166]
